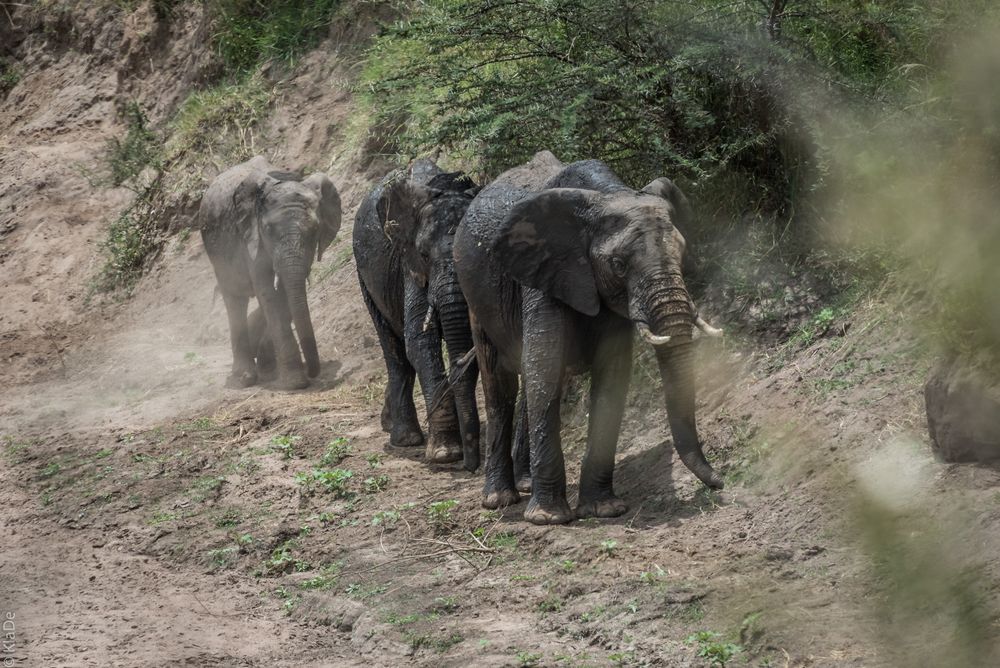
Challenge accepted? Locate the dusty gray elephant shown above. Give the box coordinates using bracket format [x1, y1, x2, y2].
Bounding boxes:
[200, 156, 341, 390]
[353, 160, 482, 468]
[454, 151, 723, 524]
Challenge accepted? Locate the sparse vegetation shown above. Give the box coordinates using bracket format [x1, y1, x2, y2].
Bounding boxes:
[270, 434, 301, 459]
[295, 468, 353, 496]
[427, 499, 459, 532]
[685, 631, 742, 667]
[320, 437, 351, 465]
[106, 101, 161, 187]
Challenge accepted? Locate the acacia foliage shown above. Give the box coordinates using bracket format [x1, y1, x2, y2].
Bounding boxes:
[362, 0, 972, 216]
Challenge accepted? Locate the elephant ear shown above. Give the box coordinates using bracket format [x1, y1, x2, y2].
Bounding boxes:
[641, 177, 697, 274]
[304, 172, 342, 262]
[232, 170, 269, 261]
[492, 188, 603, 316]
[640, 177, 693, 230]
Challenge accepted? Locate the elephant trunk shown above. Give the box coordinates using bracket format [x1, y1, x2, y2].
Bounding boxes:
[654, 342, 723, 490]
[639, 274, 723, 489]
[280, 259, 320, 378]
[436, 278, 480, 472]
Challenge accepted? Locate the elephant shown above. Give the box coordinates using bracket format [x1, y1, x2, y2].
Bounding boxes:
[200, 156, 341, 390]
[453, 150, 723, 524]
[353, 160, 482, 469]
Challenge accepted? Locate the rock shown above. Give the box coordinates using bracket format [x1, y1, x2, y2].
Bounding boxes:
[925, 359, 1000, 463]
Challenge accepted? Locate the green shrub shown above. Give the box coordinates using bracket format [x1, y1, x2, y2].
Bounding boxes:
[361, 0, 970, 219]
[210, 0, 342, 72]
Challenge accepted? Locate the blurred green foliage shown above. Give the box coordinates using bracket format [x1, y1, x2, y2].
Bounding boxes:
[210, 0, 342, 71]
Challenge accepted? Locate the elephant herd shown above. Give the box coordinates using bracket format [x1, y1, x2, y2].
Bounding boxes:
[199, 151, 724, 525]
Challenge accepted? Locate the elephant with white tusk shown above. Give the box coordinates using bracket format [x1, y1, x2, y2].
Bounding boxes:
[454, 151, 723, 525]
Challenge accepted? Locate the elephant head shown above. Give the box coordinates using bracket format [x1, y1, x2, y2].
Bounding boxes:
[377, 164, 480, 349]
[492, 179, 724, 489]
[233, 169, 341, 378]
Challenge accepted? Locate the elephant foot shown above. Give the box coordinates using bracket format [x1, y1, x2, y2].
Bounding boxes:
[390, 426, 424, 448]
[524, 494, 574, 525]
[426, 435, 462, 464]
[482, 486, 520, 509]
[275, 373, 309, 391]
[515, 475, 532, 494]
[225, 370, 258, 389]
[576, 493, 628, 519]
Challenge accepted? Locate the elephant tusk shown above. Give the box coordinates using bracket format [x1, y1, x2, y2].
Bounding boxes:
[694, 314, 723, 338]
[636, 322, 672, 346]
[422, 303, 435, 332]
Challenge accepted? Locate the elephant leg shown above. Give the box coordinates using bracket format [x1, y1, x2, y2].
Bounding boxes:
[261, 291, 307, 390]
[380, 394, 392, 433]
[576, 322, 632, 519]
[513, 390, 531, 493]
[247, 306, 276, 381]
[361, 282, 423, 447]
[252, 269, 307, 391]
[474, 316, 520, 508]
[451, 350, 481, 473]
[221, 292, 257, 388]
[521, 293, 573, 525]
[403, 280, 461, 463]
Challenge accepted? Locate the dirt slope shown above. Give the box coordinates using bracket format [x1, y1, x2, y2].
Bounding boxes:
[2, 3, 999, 667]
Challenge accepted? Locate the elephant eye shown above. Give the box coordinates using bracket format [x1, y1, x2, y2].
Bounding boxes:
[609, 256, 627, 278]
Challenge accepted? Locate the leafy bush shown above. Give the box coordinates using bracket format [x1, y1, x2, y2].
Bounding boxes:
[107, 101, 161, 187]
[210, 0, 342, 72]
[92, 179, 165, 293]
[362, 0, 970, 219]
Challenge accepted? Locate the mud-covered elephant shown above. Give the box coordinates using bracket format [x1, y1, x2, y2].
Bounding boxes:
[353, 160, 482, 469]
[200, 156, 341, 390]
[453, 151, 723, 524]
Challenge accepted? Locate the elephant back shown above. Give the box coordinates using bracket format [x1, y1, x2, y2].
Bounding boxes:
[542, 159, 631, 194]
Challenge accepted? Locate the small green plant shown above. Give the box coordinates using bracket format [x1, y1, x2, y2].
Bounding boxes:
[516, 651, 543, 667]
[372, 509, 401, 527]
[207, 546, 238, 569]
[344, 581, 388, 600]
[321, 437, 351, 465]
[427, 499, 459, 531]
[363, 474, 390, 493]
[215, 508, 242, 528]
[365, 452, 384, 468]
[537, 595, 563, 613]
[639, 564, 667, 585]
[262, 539, 310, 574]
[609, 650, 636, 666]
[559, 559, 577, 572]
[295, 468, 353, 496]
[40, 462, 61, 479]
[490, 532, 518, 549]
[0, 58, 21, 95]
[599, 539, 619, 556]
[270, 434, 301, 459]
[685, 631, 742, 667]
[432, 596, 459, 613]
[149, 510, 177, 526]
[300, 562, 341, 590]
